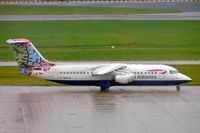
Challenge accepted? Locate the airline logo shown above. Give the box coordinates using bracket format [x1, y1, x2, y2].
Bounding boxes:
[134, 75, 157, 80]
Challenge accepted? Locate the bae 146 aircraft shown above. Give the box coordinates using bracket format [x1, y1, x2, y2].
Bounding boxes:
[7, 39, 192, 91]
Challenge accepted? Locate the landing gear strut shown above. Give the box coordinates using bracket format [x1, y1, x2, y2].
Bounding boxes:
[101, 87, 109, 91]
[100, 80, 110, 91]
[176, 86, 181, 91]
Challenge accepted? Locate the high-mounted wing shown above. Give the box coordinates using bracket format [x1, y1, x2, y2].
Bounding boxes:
[92, 64, 125, 75]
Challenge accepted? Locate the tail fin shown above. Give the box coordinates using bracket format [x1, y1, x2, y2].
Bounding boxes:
[6, 39, 55, 75]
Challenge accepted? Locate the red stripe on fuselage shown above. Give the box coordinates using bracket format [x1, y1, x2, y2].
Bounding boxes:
[147, 69, 165, 72]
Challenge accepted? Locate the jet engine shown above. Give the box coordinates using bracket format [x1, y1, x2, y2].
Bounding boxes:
[115, 74, 134, 84]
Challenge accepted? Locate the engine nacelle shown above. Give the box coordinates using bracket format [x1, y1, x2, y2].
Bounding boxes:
[115, 74, 134, 84]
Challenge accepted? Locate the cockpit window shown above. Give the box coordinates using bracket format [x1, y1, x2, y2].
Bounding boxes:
[170, 70, 178, 74]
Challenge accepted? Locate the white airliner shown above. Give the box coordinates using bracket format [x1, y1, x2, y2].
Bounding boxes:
[7, 39, 192, 91]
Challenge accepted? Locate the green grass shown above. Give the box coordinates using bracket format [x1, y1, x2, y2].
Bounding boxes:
[0, 65, 199, 86]
[0, 66, 60, 86]
[0, 5, 180, 15]
[171, 65, 200, 85]
[0, 20, 200, 61]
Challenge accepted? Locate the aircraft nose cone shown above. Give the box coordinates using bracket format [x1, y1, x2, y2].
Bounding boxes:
[182, 74, 192, 83]
[186, 76, 192, 81]
[177, 73, 192, 84]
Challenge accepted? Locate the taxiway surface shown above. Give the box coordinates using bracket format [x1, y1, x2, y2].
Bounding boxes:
[1, 2, 200, 21]
[7, 2, 200, 12]
[0, 12, 200, 21]
[0, 85, 200, 133]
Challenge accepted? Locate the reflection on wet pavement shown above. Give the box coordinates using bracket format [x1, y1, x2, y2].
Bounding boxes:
[0, 86, 200, 133]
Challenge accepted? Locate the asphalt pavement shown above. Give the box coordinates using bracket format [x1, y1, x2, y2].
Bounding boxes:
[0, 12, 200, 21]
[7, 2, 200, 12]
[1, 2, 200, 21]
[0, 85, 200, 133]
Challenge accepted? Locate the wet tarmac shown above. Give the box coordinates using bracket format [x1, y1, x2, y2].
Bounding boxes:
[0, 85, 200, 133]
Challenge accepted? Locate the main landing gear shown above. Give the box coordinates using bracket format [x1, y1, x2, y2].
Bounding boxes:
[101, 87, 109, 91]
[100, 80, 111, 91]
[176, 86, 181, 91]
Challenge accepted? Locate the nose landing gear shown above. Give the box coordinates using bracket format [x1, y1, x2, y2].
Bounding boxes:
[176, 86, 181, 91]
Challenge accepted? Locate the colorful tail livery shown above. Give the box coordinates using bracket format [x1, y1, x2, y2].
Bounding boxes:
[6, 39, 55, 75]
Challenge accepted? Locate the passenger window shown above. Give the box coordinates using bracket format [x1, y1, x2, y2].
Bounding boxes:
[70, 72, 72, 74]
[60, 72, 62, 74]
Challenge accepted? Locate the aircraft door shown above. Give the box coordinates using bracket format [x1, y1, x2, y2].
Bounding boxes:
[158, 71, 165, 79]
[52, 67, 59, 80]
[46, 69, 53, 79]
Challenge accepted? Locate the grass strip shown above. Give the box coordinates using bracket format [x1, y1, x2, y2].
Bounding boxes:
[0, 20, 200, 61]
[0, 5, 180, 15]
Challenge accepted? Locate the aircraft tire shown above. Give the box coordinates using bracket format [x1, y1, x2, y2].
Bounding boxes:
[176, 86, 181, 91]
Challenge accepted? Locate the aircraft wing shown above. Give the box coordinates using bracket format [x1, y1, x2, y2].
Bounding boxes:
[92, 64, 125, 75]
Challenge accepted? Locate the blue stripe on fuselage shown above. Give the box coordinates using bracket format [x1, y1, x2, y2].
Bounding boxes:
[48, 80, 191, 86]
